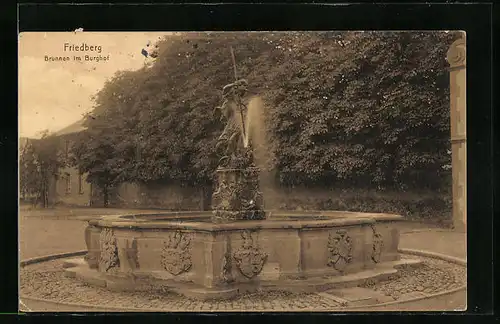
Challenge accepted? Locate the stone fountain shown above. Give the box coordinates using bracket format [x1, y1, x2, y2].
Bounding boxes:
[67, 56, 422, 301]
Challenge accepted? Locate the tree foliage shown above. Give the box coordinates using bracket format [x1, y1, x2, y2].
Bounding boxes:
[261, 31, 457, 189]
[19, 131, 63, 207]
[73, 31, 458, 192]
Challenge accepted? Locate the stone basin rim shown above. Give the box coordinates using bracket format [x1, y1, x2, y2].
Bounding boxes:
[87, 211, 403, 230]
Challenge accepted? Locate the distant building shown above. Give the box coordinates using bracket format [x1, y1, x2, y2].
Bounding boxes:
[50, 119, 93, 207]
[19, 137, 30, 152]
[37, 119, 209, 209]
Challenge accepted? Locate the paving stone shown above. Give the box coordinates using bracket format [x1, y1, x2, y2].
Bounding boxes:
[399, 291, 427, 301]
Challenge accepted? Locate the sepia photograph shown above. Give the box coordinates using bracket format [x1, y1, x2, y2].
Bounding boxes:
[18, 30, 466, 312]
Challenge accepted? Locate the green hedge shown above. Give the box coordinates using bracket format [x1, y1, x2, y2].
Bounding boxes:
[272, 189, 452, 223]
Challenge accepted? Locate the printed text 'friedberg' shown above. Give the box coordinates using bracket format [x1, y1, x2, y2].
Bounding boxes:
[64, 43, 102, 53]
[44, 43, 109, 62]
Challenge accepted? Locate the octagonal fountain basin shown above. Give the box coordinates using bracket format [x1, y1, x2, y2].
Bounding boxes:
[69, 211, 423, 300]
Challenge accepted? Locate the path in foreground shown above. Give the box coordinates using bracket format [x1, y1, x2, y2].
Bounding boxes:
[20, 256, 465, 312]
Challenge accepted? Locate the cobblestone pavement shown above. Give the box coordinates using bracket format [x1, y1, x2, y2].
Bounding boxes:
[360, 257, 466, 299]
[19, 256, 465, 312]
[20, 260, 344, 311]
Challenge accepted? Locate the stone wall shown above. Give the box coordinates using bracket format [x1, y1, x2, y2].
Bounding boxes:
[52, 167, 92, 206]
[103, 182, 210, 211]
[87, 181, 451, 222]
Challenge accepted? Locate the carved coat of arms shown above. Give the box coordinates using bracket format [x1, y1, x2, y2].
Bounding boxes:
[233, 230, 268, 279]
[371, 226, 384, 263]
[327, 230, 353, 271]
[161, 231, 192, 276]
[99, 228, 119, 272]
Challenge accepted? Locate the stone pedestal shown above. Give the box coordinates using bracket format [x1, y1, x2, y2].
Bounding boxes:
[211, 167, 265, 222]
[446, 35, 467, 232]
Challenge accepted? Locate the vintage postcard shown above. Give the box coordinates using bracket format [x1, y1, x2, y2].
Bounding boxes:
[18, 31, 466, 312]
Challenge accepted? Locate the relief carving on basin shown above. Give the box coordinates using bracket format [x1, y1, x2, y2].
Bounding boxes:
[233, 230, 268, 279]
[160, 231, 192, 276]
[371, 225, 384, 263]
[98, 228, 119, 273]
[327, 229, 353, 272]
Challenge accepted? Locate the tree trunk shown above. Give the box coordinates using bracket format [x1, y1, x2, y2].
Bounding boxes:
[89, 183, 93, 206]
[103, 184, 109, 207]
[44, 189, 49, 208]
[40, 178, 48, 208]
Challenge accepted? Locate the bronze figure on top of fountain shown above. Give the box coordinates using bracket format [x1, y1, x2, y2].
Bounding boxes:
[213, 79, 251, 168]
[211, 78, 265, 223]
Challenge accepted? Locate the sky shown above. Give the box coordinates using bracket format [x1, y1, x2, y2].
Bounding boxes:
[18, 32, 170, 138]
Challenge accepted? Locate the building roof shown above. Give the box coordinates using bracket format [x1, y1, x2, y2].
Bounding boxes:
[19, 137, 30, 152]
[19, 137, 29, 146]
[52, 119, 87, 137]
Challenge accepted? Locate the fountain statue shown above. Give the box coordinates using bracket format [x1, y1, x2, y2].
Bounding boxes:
[211, 76, 265, 222]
